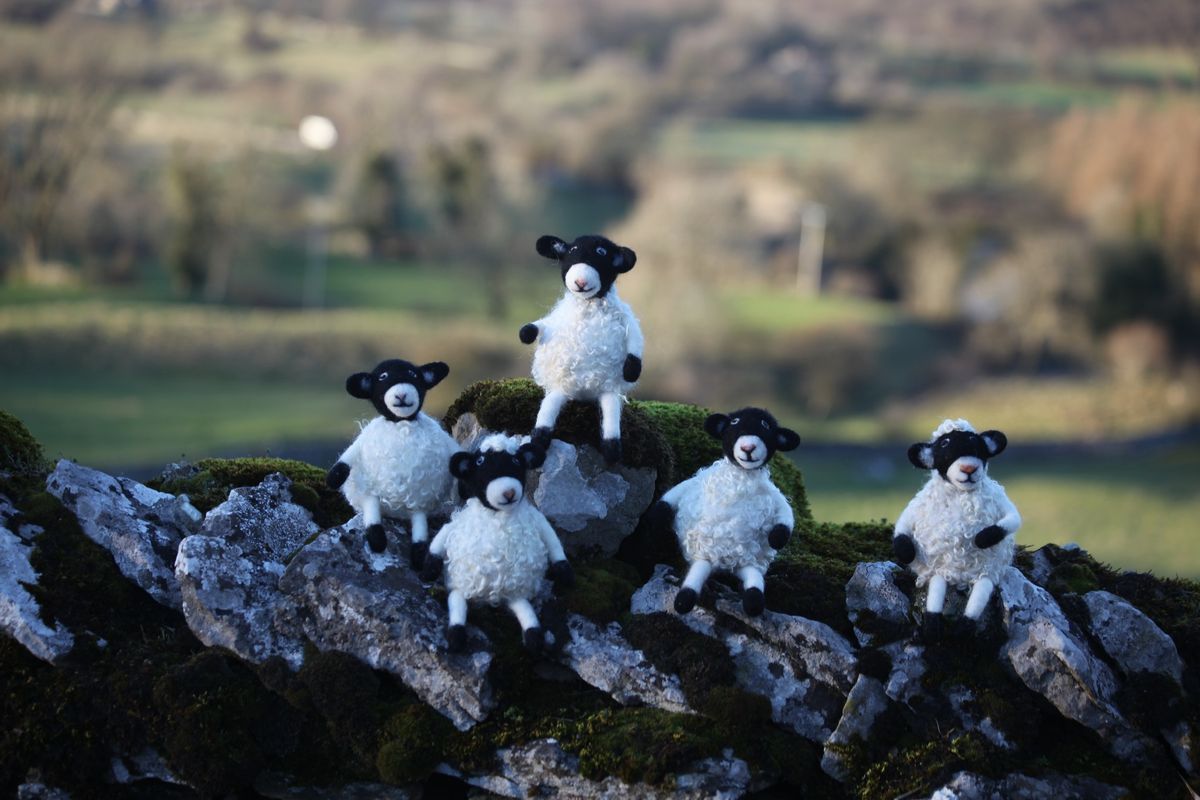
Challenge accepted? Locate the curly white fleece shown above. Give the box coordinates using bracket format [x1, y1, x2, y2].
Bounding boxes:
[531, 289, 642, 399]
[665, 459, 794, 574]
[339, 413, 460, 518]
[435, 498, 557, 606]
[899, 476, 1018, 588]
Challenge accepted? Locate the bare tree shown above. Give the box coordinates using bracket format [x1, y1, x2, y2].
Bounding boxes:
[0, 52, 118, 280]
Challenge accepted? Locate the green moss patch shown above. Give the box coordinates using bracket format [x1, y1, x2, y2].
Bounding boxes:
[149, 456, 353, 529]
[565, 559, 642, 624]
[444, 379, 675, 488]
[623, 611, 737, 705]
[0, 409, 44, 475]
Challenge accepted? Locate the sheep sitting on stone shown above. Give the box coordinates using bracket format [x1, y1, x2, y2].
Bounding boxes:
[518, 234, 644, 464]
[647, 408, 800, 617]
[420, 437, 574, 654]
[892, 418, 1021, 632]
[326, 359, 461, 567]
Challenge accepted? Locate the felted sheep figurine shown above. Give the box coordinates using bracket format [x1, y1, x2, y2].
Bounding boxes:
[647, 407, 800, 617]
[326, 359, 461, 567]
[518, 234, 644, 464]
[421, 437, 574, 654]
[892, 418, 1021, 632]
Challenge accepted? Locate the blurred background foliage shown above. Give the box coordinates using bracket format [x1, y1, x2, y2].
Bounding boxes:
[0, 0, 1197, 574]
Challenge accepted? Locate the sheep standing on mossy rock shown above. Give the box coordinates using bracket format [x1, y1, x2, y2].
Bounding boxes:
[647, 408, 800, 617]
[518, 234, 644, 465]
[421, 437, 574, 654]
[326, 359, 461, 567]
[892, 418, 1020, 635]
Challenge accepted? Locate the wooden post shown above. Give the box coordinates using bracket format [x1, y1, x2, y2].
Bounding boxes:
[796, 202, 826, 297]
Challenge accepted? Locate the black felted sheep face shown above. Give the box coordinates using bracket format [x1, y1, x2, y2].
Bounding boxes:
[535, 234, 636, 300]
[345, 359, 450, 422]
[908, 421, 1007, 491]
[450, 442, 546, 511]
[704, 407, 801, 470]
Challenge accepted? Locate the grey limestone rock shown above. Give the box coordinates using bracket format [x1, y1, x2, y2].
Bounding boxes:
[631, 565, 858, 741]
[996, 567, 1156, 764]
[279, 520, 494, 731]
[174, 473, 319, 668]
[440, 738, 753, 800]
[560, 613, 692, 713]
[821, 675, 891, 781]
[45, 459, 201, 609]
[845, 561, 911, 646]
[1082, 589, 1185, 684]
[0, 522, 73, 663]
[922, 769, 1126, 800]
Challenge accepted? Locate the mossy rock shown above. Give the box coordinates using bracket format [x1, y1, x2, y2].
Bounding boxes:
[0, 409, 43, 474]
[444, 379, 676, 489]
[149, 456, 353, 529]
[565, 559, 642, 624]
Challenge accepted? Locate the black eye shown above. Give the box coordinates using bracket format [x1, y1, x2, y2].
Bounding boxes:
[378, 372, 389, 382]
[475, 455, 486, 466]
[731, 417, 740, 425]
[596, 246, 607, 256]
[760, 420, 768, 429]
[512, 456, 519, 465]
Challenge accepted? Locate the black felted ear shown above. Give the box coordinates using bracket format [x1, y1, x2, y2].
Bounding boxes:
[980, 430, 1008, 458]
[346, 372, 373, 399]
[775, 427, 801, 452]
[613, 246, 637, 273]
[907, 443, 934, 470]
[536, 235, 568, 260]
[418, 361, 450, 388]
[449, 452, 474, 478]
[704, 414, 729, 439]
[517, 442, 546, 470]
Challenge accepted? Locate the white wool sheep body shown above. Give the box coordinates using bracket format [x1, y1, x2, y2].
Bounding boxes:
[899, 475, 1017, 588]
[437, 499, 553, 606]
[340, 414, 459, 520]
[531, 290, 639, 400]
[894, 418, 1021, 623]
[669, 459, 792, 575]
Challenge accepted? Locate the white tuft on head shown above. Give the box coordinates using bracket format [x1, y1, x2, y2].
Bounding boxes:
[931, 418, 975, 440]
[479, 433, 525, 454]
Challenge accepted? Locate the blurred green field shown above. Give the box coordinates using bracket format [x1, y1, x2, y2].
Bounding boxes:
[795, 444, 1200, 579]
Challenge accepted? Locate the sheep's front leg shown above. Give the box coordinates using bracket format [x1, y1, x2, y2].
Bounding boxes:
[738, 566, 767, 616]
[409, 512, 429, 570]
[674, 560, 712, 614]
[446, 590, 468, 652]
[532, 390, 569, 449]
[362, 496, 387, 554]
[964, 577, 995, 620]
[598, 391, 623, 464]
[922, 574, 948, 641]
[508, 598, 544, 653]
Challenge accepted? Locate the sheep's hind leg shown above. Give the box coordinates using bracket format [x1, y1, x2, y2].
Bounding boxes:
[446, 590, 468, 652]
[532, 390, 568, 449]
[675, 560, 712, 614]
[508, 598, 544, 653]
[409, 511, 429, 570]
[738, 566, 766, 616]
[599, 391, 623, 464]
[922, 574, 948, 641]
[363, 496, 387, 554]
[964, 577, 995, 621]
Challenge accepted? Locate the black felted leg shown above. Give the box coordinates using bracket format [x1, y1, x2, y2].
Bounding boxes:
[446, 624, 466, 653]
[742, 587, 765, 616]
[674, 587, 697, 614]
[410, 541, 428, 571]
[921, 611, 944, 643]
[522, 626, 544, 654]
[600, 437, 622, 465]
[531, 427, 553, 450]
[366, 524, 387, 553]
